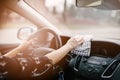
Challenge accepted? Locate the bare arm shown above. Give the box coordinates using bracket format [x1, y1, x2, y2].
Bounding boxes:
[45, 36, 84, 65]
[3, 47, 21, 58]
[3, 35, 84, 65]
[3, 41, 29, 58]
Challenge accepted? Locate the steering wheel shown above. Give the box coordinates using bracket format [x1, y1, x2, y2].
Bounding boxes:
[23, 28, 62, 57]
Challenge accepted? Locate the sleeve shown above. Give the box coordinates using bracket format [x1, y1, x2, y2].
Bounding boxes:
[0, 55, 54, 80]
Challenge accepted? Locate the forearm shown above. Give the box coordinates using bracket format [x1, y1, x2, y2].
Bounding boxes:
[45, 36, 84, 65]
[45, 44, 72, 65]
[3, 47, 21, 58]
[3, 41, 29, 58]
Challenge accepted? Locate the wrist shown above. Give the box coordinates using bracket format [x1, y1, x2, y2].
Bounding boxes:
[17, 46, 22, 51]
[65, 43, 74, 50]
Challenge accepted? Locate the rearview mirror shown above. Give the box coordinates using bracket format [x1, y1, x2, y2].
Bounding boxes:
[76, 0, 120, 10]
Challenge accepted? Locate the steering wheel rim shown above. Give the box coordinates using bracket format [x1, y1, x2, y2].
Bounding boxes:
[27, 28, 62, 49]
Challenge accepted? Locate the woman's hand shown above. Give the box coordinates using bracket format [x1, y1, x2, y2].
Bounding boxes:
[66, 35, 84, 50]
[18, 40, 32, 51]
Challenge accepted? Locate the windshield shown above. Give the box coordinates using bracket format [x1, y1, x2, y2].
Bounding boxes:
[25, 0, 120, 42]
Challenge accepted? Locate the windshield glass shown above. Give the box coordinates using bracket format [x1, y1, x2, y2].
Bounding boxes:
[25, 0, 120, 42]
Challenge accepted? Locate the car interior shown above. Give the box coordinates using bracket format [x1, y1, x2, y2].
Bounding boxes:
[0, 0, 120, 80]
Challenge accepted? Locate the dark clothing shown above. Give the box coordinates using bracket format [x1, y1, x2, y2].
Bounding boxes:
[0, 55, 55, 80]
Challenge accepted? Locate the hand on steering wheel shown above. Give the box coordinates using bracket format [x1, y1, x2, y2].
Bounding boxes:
[22, 28, 62, 56]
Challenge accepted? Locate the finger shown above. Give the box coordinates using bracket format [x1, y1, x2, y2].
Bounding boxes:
[78, 39, 84, 45]
[74, 35, 83, 42]
[28, 39, 34, 44]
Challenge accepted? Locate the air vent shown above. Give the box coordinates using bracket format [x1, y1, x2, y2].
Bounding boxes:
[74, 55, 82, 71]
[101, 59, 120, 78]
